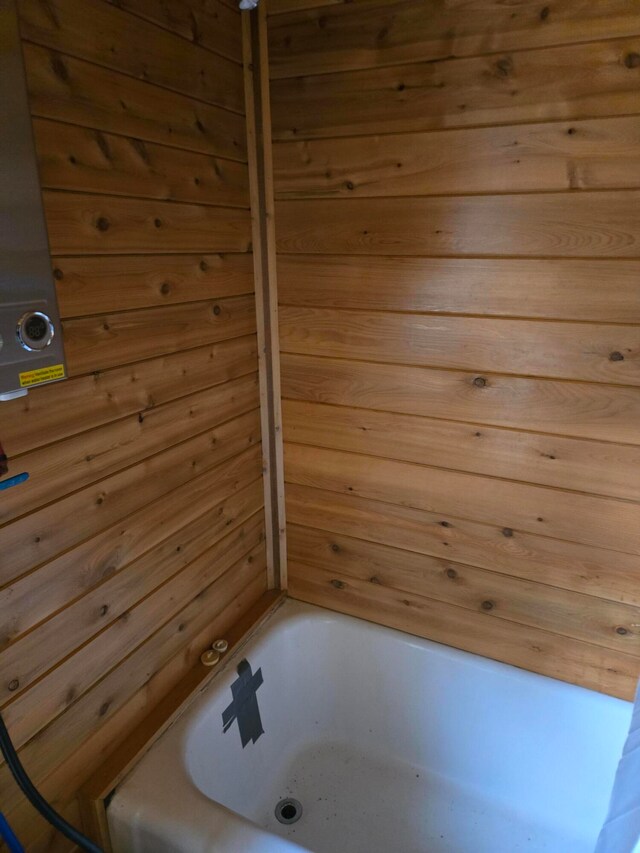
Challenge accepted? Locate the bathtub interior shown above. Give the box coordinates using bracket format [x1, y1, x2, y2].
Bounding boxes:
[110, 601, 632, 853]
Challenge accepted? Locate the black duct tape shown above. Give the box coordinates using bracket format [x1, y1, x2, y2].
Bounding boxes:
[222, 659, 265, 748]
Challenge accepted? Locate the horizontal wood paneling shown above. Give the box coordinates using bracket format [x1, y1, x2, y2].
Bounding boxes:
[0, 374, 259, 526]
[2, 454, 262, 669]
[35, 119, 250, 207]
[285, 443, 640, 556]
[282, 400, 640, 501]
[2, 408, 262, 586]
[275, 193, 640, 257]
[269, 0, 640, 77]
[0, 498, 265, 715]
[269, 0, 341, 14]
[54, 253, 254, 317]
[109, 0, 243, 64]
[19, 0, 244, 113]
[1, 540, 267, 825]
[1, 445, 262, 630]
[286, 485, 640, 607]
[270, 0, 640, 696]
[0, 336, 258, 456]
[13, 574, 271, 850]
[44, 192, 251, 255]
[2, 512, 265, 732]
[289, 565, 639, 699]
[64, 294, 257, 375]
[277, 255, 640, 322]
[280, 306, 640, 385]
[288, 524, 640, 654]
[273, 116, 640, 198]
[281, 354, 640, 445]
[0, 5, 265, 848]
[24, 42, 247, 161]
[271, 36, 640, 139]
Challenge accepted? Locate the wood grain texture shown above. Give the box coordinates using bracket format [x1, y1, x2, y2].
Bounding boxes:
[0, 499, 265, 718]
[284, 443, 640, 555]
[30, 579, 272, 850]
[79, 591, 283, 853]
[2, 409, 262, 587]
[269, 0, 342, 14]
[1, 447, 262, 626]
[64, 294, 257, 375]
[0, 6, 266, 848]
[18, 0, 245, 113]
[54, 253, 254, 317]
[277, 255, 640, 322]
[281, 353, 640, 444]
[24, 42, 247, 161]
[275, 193, 640, 258]
[244, 4, 288, 587]
[34, 119, 250, 207]
[1, 544, 267, 826]
[10, 800, 81, 853]
[271, 0, 640, 697]
[44, 191, 251, 255]
[16, 568, 271, 847]
[106, 0, 243, 63]
[286, 485, 640, 607]
[269, 0, 640, 78]
[0, 336, 258, 456]
[288, 524, 640, 653]
[273, 116, 640, 198]
[282, 400, 640, 501]
[289, 564, 639, 700]
[271, 36, 640, 139]
[0, 374, 259, 526]
[280, 306, 640, 385]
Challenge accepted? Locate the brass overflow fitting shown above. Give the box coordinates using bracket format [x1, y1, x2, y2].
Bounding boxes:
[199, 638, 228, 667]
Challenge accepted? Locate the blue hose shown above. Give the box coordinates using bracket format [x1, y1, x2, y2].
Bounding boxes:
[0, 812, 24, 853]
[0, 472, 29, 492]
[0, 713, 101, 852]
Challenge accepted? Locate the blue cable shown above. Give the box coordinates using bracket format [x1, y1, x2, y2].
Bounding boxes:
[0, 812, 24, 853]
[0, 713, 101, 852]
[0, 472, 29, 492]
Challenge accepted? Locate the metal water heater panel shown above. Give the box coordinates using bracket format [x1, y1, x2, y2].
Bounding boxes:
[0, 0, 66, 401]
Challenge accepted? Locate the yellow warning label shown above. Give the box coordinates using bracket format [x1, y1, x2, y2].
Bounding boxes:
[19, 364, 66, 388]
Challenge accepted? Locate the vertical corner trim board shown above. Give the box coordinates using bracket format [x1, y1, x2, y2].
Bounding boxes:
[0, 1, 271, 849]
[243, 3, 288, 589]
[267, 0, 640, 701]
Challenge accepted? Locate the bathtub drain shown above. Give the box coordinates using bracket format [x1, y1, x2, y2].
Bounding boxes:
[275, 797, 303, 824]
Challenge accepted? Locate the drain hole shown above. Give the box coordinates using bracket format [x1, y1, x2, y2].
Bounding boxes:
[275, 797, 303, 824]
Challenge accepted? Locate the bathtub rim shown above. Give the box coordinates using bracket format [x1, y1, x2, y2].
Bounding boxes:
[79, 589, 286, 852]
[82, 591, 633, 851]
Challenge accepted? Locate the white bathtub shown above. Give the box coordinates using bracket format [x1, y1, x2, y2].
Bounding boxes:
[108, 600, 632, 853]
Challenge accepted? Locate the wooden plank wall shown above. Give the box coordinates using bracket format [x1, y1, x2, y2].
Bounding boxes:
[268, 0, 640, 700]
[0, 1, 267, 848]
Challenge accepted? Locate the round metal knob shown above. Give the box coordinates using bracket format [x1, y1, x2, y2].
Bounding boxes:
[17, 311, 54, 351]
